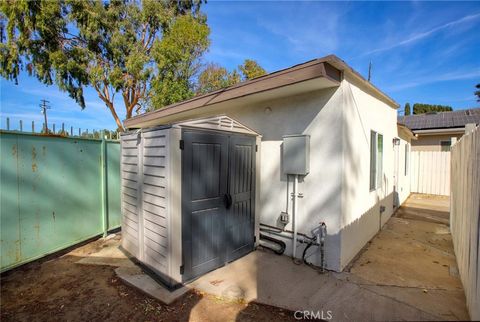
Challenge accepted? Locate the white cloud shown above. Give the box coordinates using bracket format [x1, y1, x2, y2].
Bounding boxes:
[364, 12, 480, 55]
[387, 69, 480, 92]
[257, 3, 347, 56]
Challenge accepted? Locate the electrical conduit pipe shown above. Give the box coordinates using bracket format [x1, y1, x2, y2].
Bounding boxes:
[292, 174, 298, 259]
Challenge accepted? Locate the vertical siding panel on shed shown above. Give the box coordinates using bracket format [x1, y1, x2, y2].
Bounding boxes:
[120, 133, 140, 257]
[141, 129, 170, 276]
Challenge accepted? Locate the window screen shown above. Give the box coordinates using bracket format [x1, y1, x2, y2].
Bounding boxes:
[370, 131, 377, 190]
[377, 134, 383, 189]
[370, 131, 384, 190]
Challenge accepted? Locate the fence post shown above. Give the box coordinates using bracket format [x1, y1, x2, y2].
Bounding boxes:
[32, 121, 35, 133]
[101, 130, 108, 237]
[6, 117, 10, 130]
[19, 120, 23, 132]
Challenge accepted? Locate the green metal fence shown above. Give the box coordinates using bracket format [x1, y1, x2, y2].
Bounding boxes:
[0, 131, 121, 272]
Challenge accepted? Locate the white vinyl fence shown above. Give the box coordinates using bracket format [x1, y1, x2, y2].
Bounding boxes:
[410, 151, 450, 196]
[450, 126, 480, 320]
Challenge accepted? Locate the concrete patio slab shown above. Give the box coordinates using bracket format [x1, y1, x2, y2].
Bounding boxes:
[115, 266, 190, 305]
[189, 250, 439, 321]
[76, 256, 135, 268]
[75, 234, 136, 268]
[188, 194, 469, 321]
[73, 234, 191, 305]
[77, 195, 468, 320]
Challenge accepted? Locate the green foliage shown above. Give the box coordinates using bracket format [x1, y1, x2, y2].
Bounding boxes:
[0, 0, 209, 129]
[404, 103, 411, 116]
[196, 63, 234, 95]
[151, 13, 210, 108]
[228, 69, 241, 84]
[412, 103, 453, 115]
[475, 83, 480, 102]
[238, 59, 266, 80]
[196, 59, 266, 95]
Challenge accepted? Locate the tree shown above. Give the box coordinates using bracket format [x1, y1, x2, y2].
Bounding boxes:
[195, 63, 232, 95]
[0, 0, 209, 130]
[151, 13, 210, 108]
[475, 84, 480, 102]
[195, 59, 266, 95]
[238, 59, 266, 80]
[404, 103, 411, 116]
[412, 103, 453, 114]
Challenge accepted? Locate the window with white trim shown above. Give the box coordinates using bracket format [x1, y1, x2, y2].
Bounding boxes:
[370, 131, 383, 190]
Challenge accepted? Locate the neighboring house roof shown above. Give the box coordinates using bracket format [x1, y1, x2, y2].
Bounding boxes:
[125, 54, 399, 129]
[398, 108, 480, 131]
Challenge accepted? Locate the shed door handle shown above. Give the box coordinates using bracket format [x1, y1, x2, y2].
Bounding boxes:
[224, 193, 233, 209]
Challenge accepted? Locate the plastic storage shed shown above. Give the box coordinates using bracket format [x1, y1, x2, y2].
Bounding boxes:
[120, 116, 261, 287]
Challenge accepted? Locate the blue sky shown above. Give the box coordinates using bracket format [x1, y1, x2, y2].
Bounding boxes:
[1, 1, 479, 131]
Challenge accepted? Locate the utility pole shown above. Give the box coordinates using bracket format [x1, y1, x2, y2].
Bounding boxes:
[40, 99, 51, 132]
[367, 61, 372, 82]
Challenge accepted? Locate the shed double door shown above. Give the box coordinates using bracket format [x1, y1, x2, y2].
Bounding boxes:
[182, 130, 255, 281]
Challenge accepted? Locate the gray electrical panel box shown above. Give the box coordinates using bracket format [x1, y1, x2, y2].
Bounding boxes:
[282, 134, 310, 175]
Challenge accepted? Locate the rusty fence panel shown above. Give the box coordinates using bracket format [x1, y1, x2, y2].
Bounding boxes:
[0, 131, 120, 272]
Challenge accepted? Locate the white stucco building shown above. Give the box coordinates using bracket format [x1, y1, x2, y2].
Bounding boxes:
[121, 55, 414, 286]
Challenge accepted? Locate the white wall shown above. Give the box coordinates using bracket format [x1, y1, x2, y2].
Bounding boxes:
[227, 87, 345, 270]
[340, 76, 398, 270]
[396, 137, 411, 206]
[412, 134, 462, 151]
[191, 78, 399, 272]
[149, 76, 400, 272]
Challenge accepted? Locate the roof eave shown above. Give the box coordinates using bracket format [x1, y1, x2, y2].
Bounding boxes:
[124, 60, 341, 128]
[124, 54, 400, 129]
[413, 127, 466, 135]
[323, 55, 399, 109]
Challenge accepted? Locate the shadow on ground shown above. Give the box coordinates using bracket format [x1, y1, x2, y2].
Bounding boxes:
[0, 194, 469, 321]
[0, 235, 295, 322]
[192, 194, 468, 321]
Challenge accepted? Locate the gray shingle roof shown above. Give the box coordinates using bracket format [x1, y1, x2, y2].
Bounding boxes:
[398, 108, 480, 130]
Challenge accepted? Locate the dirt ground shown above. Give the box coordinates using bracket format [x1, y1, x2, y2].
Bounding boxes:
[1, 236, 295, 322]
[1, 194, 468, 321]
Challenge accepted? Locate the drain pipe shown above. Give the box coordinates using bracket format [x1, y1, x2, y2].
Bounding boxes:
[292, 174, 298, 259]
